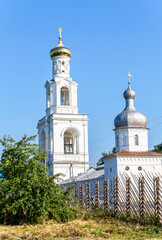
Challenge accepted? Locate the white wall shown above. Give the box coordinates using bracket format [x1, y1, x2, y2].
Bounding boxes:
[115, 127, 148, 152]
[104, 155, 162, 183]
[117, 156, 162, 175]
[104, 156, 118, 182]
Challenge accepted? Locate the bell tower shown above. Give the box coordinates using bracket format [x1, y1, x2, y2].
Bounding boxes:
[38, 28, 89, 179]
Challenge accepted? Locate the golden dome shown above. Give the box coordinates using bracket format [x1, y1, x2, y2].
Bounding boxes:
[50, 34, 71, 58]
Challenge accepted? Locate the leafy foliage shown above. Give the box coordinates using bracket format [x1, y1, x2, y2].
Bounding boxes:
[97, 147, 116, 166]
[0, 135, 77, 225]
[152, 143, 162, 153]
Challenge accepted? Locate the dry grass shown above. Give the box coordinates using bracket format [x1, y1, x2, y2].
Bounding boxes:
[0, 218, 161, 240]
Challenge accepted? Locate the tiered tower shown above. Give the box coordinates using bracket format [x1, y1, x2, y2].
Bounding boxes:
[38, 28, 89, 179]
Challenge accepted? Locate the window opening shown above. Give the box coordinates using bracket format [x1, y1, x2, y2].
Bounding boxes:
[50, 130, 53, 154]
[64, 130, 74, 154]
[47, 89, 50, 108]
[41, 131, 46, 152]
[61, 87, 69, 106]
[116, 136, 119, 147]
[123, 135, 126, 146]
[135, 135, 139, 145]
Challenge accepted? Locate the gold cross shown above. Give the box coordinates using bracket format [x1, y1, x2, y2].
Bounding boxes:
[126, 72, 132, 85]
[58, 27, 63, 38]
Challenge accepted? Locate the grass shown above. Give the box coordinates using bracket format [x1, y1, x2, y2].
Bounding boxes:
[0, 216, 162, 240]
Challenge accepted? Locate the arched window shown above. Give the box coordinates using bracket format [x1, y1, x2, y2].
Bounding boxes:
[69, 164, 73, 178]
[61, 87, 69, 106]
[47, 88, 50, 108]
[116, 136, 119, 147]
[41, 131, 46, 152]
[50, 129, 53, 154]
[123, 135, 126, 146]
[64, 129, 77, 154]
[135, 135, 139, 145]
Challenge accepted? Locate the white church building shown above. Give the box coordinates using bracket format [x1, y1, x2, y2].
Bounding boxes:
[38, 29, 89, 179]
[38, 30, 161, 183]
[104, 74, 162, 182]
[62, 73, 162, 188]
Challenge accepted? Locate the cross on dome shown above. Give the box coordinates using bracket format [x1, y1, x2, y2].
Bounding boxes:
[126, 72, 132, 85]
[58, 27, 62, 38]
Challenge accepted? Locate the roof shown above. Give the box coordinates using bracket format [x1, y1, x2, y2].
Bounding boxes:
[106, 150, 162, 158]
[61, 168, 104, 184]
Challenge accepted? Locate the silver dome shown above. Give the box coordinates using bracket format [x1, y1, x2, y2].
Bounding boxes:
[124, 86, 135, 99]
[114, 85, 147, 128]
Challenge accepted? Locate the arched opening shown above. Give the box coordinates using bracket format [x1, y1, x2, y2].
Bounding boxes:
[50, 129, 53, 154]
[135, 135, 139, 145]
[41, 131, 46, 152]
[64, 129, 77, 154]
[123, 135, 126, 146]
[116, 136, 119, 147]
[47, 88, 50, 108]
[61, 87, 69, 106]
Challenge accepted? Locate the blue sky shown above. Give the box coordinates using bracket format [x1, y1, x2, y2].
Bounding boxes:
[0, 0, 162, 167]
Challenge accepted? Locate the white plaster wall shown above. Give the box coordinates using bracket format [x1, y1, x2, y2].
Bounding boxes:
[104, 155, 162, 183]
[38, 50, 89, 180]
[45, 78, 78, 115]
[117, 156, 162, 176]
[104, 156, 118, 182]
[115, 127, 148, 152]
[52, 56, 70, 78]
[53, 163, 89, 180]
[38, 114, 89, 179]
[128, 128, 148, 151]
[115, 128, 128, 152]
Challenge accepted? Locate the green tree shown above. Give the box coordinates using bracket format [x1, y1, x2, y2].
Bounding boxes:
[97, 147, 116, 166]
[0, 135, 76, 225]
[152, 142, 162, 153]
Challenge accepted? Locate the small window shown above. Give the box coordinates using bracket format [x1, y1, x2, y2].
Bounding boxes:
[110, 167, 112, 172]
[50, 130, 53, 154]
[125, 166, 130, 171]
[123, 135, 126, 146]
[138, 166, 142, 171]
[69, 164, 73, 178]
[116, 136, 119, 147]
[41, 131, 46, 152]
[47, 89, 50, 108]
[62, 61, 65, 65]
[135, 135, 139, 145]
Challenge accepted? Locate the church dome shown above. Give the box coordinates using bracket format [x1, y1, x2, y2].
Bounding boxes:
[124, 86, 135, 99]
[50, 29, 71, 58]
[114, 83, 147, 129]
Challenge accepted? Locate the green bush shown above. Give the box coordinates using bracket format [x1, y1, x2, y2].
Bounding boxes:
[0, 135, 77, 225]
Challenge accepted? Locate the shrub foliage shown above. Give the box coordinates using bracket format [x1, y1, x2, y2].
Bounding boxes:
[0, 135, 76, 225]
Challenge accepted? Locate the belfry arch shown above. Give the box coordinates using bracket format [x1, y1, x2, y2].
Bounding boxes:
[60, 86, 69, 106]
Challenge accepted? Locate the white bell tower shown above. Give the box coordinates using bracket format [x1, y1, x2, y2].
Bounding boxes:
[38, 28, 89, 179]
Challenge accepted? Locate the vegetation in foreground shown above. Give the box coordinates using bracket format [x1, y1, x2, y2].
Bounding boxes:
[0, 215, 161, 240]
[0, 135, 76, 225]
[0, 135, 161, 239]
